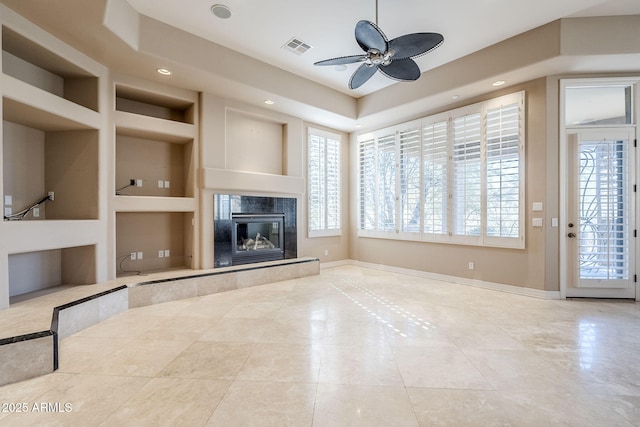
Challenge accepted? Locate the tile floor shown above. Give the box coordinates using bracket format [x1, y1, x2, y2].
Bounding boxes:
[1, 265, 639, 426]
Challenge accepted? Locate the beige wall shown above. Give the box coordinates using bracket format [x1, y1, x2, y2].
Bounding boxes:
[350, 78, 551, 291]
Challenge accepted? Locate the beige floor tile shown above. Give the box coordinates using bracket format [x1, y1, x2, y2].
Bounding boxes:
[79, 339, 192, 377]
[319, 344, 404, 386]
[1, 374, 149, 426]
[393, 346, 492, 389]
[197, 317, 271, 343]
[407, 388, 513, 426]
[313, 383, 418, 427]
[1, 265, 639, 426]
[463, 348, 587, 393]
[102, 377, 230, 426]
[206, 380, 316, 427]
[57, 336, 133, 373]
[0, 373, 75, 422]
[236, 343, 322, 383]
[158, 341, 253, 380]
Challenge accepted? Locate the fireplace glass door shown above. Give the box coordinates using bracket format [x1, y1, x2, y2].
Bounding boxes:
[231, 213, 285, 265]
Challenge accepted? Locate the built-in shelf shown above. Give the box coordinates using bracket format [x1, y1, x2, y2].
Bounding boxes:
[116, 212, 194, 276]
[2, 26, 99, 112]
[3, 119, 99, 221]
[8, 245, 96, 300]
[112, 78, 198, 276]
[1, 7, 108, 311]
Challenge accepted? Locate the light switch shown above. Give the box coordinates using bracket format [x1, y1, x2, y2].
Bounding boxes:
[532, 202, 543, 211]
[4, 195, 12, 206]
[532, 217, 543, 227]
[551, 218, 558, 227]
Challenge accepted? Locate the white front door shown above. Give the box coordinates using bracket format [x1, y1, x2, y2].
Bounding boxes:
[566, 129, 636, 298]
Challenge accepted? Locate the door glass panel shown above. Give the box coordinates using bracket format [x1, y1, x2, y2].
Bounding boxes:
[578, 137, 630, 282]
[566, 85, 632, 126]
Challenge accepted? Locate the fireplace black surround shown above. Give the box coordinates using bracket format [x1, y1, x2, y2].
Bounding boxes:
[214, 194, 297, 268]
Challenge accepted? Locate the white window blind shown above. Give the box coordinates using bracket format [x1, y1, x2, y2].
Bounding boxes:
[359, 137, 376, 231]
[400, 127, 422, 233]
[486, 103, 521, 239]
[358, 91, 525, 248]
[308, 128, 341, 237]
[453, 112, 482, 238]
[377, 133, 396, 232]
[422, 119, 449, 236]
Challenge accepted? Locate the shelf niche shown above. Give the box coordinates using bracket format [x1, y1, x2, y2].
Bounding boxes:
[2, 26, 99, 112]
[3, 120, 99, 220]
[8, 245, 96, 302]
[115, 85, 195, 124]
[116, 212, 193, 276]
[115, 134, 193, 198]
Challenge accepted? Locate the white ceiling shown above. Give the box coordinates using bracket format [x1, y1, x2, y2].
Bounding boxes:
[126, 0, 640, 97]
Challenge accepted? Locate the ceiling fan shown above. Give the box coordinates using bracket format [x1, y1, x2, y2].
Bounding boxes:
[314, 2, 444, 89]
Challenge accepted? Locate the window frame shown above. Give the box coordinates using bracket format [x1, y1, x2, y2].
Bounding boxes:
[357, 91, 525, 249]
[307, 127, 342, 238]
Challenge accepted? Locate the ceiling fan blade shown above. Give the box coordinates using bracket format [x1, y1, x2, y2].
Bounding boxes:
[379, 58, 421, 82]
[314, 54, 368, 66]
[388, 33, 444, 60]
[349, 63, 378, 89]
[355, 20, 388, 53]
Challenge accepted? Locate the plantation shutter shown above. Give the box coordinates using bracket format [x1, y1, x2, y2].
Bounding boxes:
[377, 133, 396, 232]
[486, 102, 521, 238]
[452, 113, 482, 237]
[422, 119, 448, 235]
[359, 137, 376, 231]
[399, 127, 422, 233]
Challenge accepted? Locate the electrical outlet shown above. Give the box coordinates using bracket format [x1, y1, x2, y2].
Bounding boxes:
[130, 252, 137, 261]
[33, 207, 40, 217]
[158, 250, 164, 258]
[164, 181, 170, 188]
[158, 180, 164, 188]
[137, 251, 143, 260]
[324, 249, 328, 256]
[4, 207, 12, 217]
[4, 195, 11, 206]
[48, 191, 55, 201]
[136, 179, 143, 187]
[164, 249, 170, 258]
[129, 179, 136, 186]
[468, 262, 474, 270]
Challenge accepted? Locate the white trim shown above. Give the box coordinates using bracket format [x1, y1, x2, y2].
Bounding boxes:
[325, 259, 561, 300]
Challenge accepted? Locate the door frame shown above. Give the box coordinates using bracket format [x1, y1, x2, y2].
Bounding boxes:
[559, 77, 640, 301]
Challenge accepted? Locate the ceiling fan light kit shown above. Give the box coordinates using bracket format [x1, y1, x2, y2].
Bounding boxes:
[314, 9, 444, 89]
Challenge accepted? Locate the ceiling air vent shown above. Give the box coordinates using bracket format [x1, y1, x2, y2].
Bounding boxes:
[282, 38, 312, 56]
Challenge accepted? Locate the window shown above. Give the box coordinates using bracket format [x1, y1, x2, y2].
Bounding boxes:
[308, 128, 341, 237]
[357, 91, 525, 248]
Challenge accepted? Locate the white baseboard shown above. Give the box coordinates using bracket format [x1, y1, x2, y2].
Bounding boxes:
[324, 259, 562, 300]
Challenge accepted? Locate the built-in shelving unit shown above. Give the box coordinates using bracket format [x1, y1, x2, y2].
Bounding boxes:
[112, 76, 199, 276]
[0, 8, 108, 308]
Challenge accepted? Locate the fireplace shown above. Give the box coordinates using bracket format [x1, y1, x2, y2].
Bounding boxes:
[214, 194, 297, 268]
[232, 213, 284, 265]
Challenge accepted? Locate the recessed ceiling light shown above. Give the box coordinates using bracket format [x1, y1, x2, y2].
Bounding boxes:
[334, 65, 347, 72]
[355, 124, 362, 128]
[264, 100, 275, 105]
[492, 80, 506, 87]
[211, 4, 232, 19]
[452, 95, 459, 99]
[156, 68, 172, 76]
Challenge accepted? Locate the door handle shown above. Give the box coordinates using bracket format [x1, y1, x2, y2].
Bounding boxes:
[567, 232, 576, 238]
